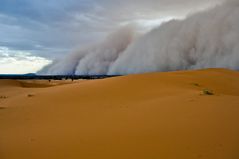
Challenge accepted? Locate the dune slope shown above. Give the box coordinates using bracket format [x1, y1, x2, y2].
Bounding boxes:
[0, 68, 239, 159]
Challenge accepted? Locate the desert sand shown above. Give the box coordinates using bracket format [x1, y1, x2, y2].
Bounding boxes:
[0, 68, 239, 159]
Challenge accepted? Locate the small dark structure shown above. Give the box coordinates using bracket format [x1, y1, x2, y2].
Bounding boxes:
[0, 74, 120, 80]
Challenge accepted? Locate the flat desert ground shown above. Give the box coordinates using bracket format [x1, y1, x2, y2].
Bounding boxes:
[0, 68, 239, 159]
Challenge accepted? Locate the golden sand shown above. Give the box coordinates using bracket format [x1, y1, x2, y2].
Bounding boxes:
[0, 68, 239, 159]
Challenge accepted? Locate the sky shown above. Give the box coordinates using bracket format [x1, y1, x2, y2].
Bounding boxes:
[0, 0, 223, 74]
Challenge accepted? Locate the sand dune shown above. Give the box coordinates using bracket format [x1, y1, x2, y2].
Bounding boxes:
[0, 68, 239, 159]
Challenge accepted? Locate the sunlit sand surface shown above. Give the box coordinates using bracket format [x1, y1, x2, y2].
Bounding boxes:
[0, 68, 239, 159]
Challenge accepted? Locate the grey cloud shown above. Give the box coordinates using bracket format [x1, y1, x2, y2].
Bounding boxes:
[39, 0, 239, 75]
[0, 0, 223, 60]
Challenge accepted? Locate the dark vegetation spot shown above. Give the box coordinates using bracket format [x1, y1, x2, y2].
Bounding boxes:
[29, 138, 36, 142]
[202, 89, 214, 95]
[27, 94, 35, 97]
[192, 83, 200, 87]
[0, 96, 7, 99]
[0, 107, 6, 110]
[218, 144, 223, 147]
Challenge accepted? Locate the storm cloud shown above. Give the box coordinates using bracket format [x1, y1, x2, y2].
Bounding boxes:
[0, 0, 222, 57]
[0, 0, 226, 74]
[39, 0, 239, 75]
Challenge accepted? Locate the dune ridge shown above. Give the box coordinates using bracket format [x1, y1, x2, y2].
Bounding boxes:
[0, 68, 239, 159]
